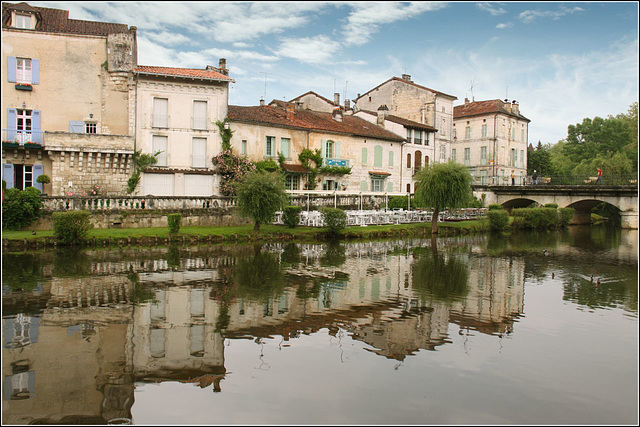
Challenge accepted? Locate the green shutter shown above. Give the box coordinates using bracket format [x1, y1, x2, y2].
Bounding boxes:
[388, 151, 394, 167]
[374, 146, 382, 167]
[361, 147, 367, 165]
[321, 139, 327, 159]
[360, 181, 367, 191]
[387, 181, 393, 192]
[335, 141, 340, 160]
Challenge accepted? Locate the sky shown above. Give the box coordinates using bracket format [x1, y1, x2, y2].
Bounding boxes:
[32, 1, 639, 146]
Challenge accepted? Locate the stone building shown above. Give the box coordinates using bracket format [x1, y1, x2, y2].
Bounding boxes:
[133, 62, 233, 196]
[227, 101, 405, 192]
[1, 2, 137, 196]
[353, 75, 457, 167]
[286, 91, 342, 113]
[453, 98, 530, 185]
[353, 106, 438, 193]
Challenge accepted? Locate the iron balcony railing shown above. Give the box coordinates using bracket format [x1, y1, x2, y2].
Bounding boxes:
[2, 129, 45, 146]
[476, 174, 638, 187]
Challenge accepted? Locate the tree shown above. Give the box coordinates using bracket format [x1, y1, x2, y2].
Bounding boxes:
[527, 142, 553, 176]
[212, 149, 256, 196]
[414, 161, 474, 234]
[236, 170, 289, 231]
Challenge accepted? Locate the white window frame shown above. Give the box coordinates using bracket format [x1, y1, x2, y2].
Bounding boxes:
[481, 124, 487, 138]
[192, 100, 207, 130]
[465, 126, 471, 140]
[85, 122, 97, 134]
[16, 58, 32, 83]
[464, 148, 470, 166]
[326, 140, 334, 159]
[14, 13, 32, 29]
[370, 178, 384, 192]
[266, 136, 275, 157]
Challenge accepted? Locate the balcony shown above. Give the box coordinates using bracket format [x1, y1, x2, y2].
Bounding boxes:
[2, 130, 45, 148]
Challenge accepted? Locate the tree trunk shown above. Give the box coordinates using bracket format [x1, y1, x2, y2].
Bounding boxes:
[431, 206, 440, 234]
[254, 221, 260, 231]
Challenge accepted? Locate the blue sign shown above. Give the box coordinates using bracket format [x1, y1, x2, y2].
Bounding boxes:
[327, 159, 348, 167]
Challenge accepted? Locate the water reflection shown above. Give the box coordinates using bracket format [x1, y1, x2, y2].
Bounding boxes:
[2, 227, 637, 424]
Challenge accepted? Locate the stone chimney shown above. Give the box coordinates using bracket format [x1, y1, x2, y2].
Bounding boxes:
[377, 104, 389, 126]
[332, 106, 343, 122]
[334, 92, 340, 106]
[344, 99, 351, 111]
[286, 103, 295, 120]
[465, 97, 469, 104]
[512, 100, 519, 115]
[503, 99, 512, 113]
[260, 98, 265, 107]
[402, 74, 412, 82]
[295, 101, 303, 111]
[218, 58, 228, 76]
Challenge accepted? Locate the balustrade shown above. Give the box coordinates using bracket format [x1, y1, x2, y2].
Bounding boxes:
[41, 195, 236, 212]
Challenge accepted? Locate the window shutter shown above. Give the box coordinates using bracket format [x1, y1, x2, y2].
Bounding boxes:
[281, 138, 289, 158]
[374, 146, 382, 167]
[33, 164, 44, 191]
[7, 109, 17, 141]
[69, 120, 84, 133]
[335, 141, 340, 160]
[361, 147, 367, 165]
[153, 135, 168, 166]
[321, 139, 327, 159]
[3, 164, 14, 189]
[7, 57, 16, 83]
[387, 181, 393, 192]
[32, 110, 41, 143]
[388, 151, 394, 167]
[360, 181, 367, 191]
[32, 59, 39, 84]
[192, 138, 206, 168]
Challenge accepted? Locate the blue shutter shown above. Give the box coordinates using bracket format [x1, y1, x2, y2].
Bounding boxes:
[32, 59, 39, 84]
[69, 120, 84, 133]
[7, 57, 16, 83]
[31, 110, 41, 143]
[7, 109, 17, 141]
[360, 181, 367, 191]
[335, 141, 340, 160]
[3, 164, 14, 189]
[33, 164, 44, 191]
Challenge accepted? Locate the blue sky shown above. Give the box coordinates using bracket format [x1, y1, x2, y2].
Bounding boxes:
[34, 1, 638, 146]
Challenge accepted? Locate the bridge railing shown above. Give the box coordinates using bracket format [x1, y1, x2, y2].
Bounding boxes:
[480, 175, 638, 187]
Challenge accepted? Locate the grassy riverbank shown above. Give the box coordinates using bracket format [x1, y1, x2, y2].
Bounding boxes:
[2, 219, 490, 247]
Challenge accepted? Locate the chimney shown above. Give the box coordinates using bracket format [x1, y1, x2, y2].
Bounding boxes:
[332, 106, 343, 122]
[334, 92, 340, 106]
[377, 104, 389, 126]
[344, 99, 351, 111]
[260, 98, 265, 107]
[218, 58, 228, 76]
[503, 99, 511, 113]
[512, 100, 519, 114]
[295, 101, 303, 111]
[402, 74, 412, 82]
[286, 103, 295, 120]
[465, 97, 469, 104]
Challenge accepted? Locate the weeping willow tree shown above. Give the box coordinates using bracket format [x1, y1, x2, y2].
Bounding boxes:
[411, 246, 470, 304]
[414, 161, 474, 234]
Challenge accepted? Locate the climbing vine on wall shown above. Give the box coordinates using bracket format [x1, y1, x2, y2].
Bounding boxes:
[212, 150, 257, 196]
[127, 150, 162, 194]
[298, 149, 323, 190]
[216, 119, 234, 152]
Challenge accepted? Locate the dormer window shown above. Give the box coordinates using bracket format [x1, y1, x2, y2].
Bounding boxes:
[13, 12, 34, 29]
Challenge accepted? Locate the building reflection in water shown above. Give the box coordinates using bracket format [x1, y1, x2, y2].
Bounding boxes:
[2, 239, 525, 424]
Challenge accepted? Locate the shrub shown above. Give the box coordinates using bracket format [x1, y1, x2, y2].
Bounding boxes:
[282, 205, 302, 228]
[320, 207, 347, 236]
[167, 213, 182, 235]
[558, 207, 575, 227]
[2, 187, 43, 230]
[256, 158, 280, 172]
[488, 210, 509, 232]
[544, 203, 558, 209]
[488, 204, 504, 211]
[236, 170, 289, 231]
[388, 196, 410, 210]
[52, 211, 92, 245]
[511, 207, 558, 229]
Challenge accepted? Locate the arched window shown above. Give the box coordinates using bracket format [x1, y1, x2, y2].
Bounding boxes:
[406, 183, 411, 193]
[425, 155, 429, 167]
[407, 153, 411, 168]
[415, 150, 422, 170]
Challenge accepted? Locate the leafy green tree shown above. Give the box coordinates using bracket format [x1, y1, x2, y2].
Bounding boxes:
[414, 161, 474, 234]
[411, 247, 469, 304]
[527, 141, 553, 175]
[2, 187, 43, 230]
[236, 170, 289, 231]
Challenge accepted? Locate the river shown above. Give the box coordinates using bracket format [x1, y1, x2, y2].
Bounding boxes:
[2, 226, 637, 425]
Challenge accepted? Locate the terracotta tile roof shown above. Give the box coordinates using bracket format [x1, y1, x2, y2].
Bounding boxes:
[355, 77, 457, 101]
[289, 91, 338, 106]
[2, 2, 130, 35]
[454, 99, 530, 122]
[282, 163, 311, 174]
[134, 66, 234, 82]
[227, 105, 405, 142]
[369, 171, 391, 176]
[357, 110, 438, 132]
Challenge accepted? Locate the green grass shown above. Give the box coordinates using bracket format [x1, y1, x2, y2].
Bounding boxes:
[2, 219, 488, 242]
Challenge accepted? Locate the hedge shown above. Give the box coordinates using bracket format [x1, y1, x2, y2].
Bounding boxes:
[320, 207, 347, 236]
[283, 205, 302, 228]
[487, 210, 509, 232]
[558, 208, 575, 227]
[488, 204, 504, 211]
[167, 213, 182, 234]
[52, 211, 92, 245]
[511, 207, 558, 229]
[2, 187, 43, 230]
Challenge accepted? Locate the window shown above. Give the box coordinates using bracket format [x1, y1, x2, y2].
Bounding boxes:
[281, 138, 291, 159]
[371, 178, 384, 192]
[323, 179, 338, 190]
[14, 13, 32, 29]
[520, 150, 524, 168]
[453, 128, 456, 139]
[285, 175, 299, 190]
[464, 148, 470, 166]
[241, 140, 247, 156]
[481, 146, 487, 165]
[414, 130, 422, 144]
[510, 148, 516, 166]
[465, 126, 471, 140]
[85, 122, 97, 134]
[16, 58, 32, 83]
[440, 145, 446, 161]
[514, 149, 518, 166]
[511, 127, 516, 140]
[425, 133, 429, 146]
[152, 135, 168, 166]
[17, 109, 32, 132]
[192, 101, 207, 130]
[521, 129, 525, 142]
[265, 136, 275, 157]
[325, 140, 334, 159]
[192, 137, 206, 168]
[482, 124, 487, 138]
[451, 149, 456, 162]
[406, 128, 412, 142]
[153, 98, 168, 128]
[407, 153, 411, 168]
[441, 118, 446, 135]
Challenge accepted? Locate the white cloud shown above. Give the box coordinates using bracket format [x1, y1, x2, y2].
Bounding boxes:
[232, 42, 252, 49]
[145, 31, 192, 47]
[477, 2, 507, 16]
[274, 35, 341, 64]
[519, 6, 585, 23]
[496, 22, 513, 29]
[343, 2, 448, 46]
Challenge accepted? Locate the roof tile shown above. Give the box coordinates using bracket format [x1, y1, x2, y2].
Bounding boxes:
[134, 66, 233, 82]
[454, 99, 530, 122]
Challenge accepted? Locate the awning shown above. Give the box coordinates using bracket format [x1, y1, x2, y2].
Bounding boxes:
[368, 171, 391, 177]
[282, 163, 311, 174]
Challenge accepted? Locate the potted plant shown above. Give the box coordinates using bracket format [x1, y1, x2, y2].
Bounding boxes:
[36, 174, 50, 195]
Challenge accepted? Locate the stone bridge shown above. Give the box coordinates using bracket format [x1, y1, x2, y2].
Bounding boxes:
[473, 184, 638, 229]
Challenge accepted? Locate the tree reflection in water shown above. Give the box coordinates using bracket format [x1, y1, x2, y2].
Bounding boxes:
[2, 253, 44, 292]
[233, 245, 286, 302]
